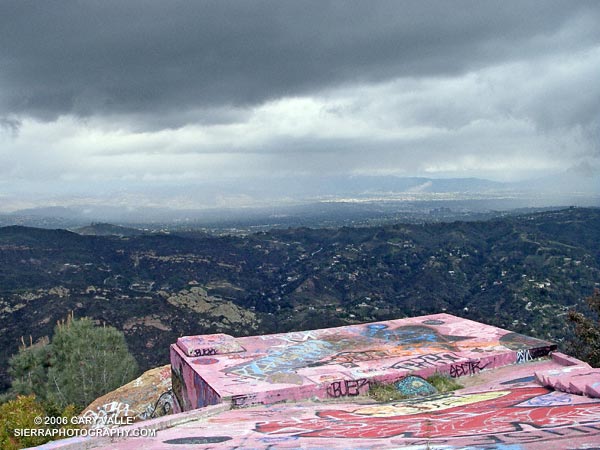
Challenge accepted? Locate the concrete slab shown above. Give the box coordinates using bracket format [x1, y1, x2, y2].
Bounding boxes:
[537, 366, 600, 398]
[31, 315, 600, 450]
[76, 357, 600, 450]
[170, 313, 556, 411]
[588, 382, 600, 398]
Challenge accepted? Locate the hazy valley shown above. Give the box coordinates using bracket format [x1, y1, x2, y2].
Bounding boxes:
[1, 206, 599, 394]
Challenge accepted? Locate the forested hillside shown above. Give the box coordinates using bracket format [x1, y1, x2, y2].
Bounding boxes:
[1, 207, 599, 393]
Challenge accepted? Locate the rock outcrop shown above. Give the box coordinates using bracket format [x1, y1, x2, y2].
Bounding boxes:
[80, 364, 173, 428]
[165, 287, 257, 330]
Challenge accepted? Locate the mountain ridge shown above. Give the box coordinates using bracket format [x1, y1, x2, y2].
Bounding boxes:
[1, 207, 599, 395]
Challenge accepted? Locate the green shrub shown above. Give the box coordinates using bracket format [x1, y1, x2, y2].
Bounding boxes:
[0, 395, 52, 450]
[0, 394, 80, 450]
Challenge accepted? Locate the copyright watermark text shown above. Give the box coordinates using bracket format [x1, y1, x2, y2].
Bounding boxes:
[14, 426, 156, 438]
[34, 414, 134, 427]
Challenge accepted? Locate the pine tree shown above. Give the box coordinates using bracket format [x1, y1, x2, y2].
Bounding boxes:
[8, 313, 139, 410]
[8, 336, 51, 401]
[46, 314, 139, 409]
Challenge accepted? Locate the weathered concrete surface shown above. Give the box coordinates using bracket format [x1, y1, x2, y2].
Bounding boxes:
[171, 313, 556, 411]
[535, 357, 600, 398]
[34, 404, 230, 450]
[30, 315, 600, 450]
[50, 356, 600, 450]
[80, 365, 173, 428]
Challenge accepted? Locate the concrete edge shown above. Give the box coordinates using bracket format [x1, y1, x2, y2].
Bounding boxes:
[551, 351, 592, 368]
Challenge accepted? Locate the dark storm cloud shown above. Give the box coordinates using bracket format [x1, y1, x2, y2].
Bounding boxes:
[1, 0, 598, 128]
[0, 116, 20, 136]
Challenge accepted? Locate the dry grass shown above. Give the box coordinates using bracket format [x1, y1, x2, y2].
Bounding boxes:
[426, 373, 463, 392]
[368, 381, 411, 402]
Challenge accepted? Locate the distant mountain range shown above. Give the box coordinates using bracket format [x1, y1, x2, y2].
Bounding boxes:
[73, 223, 150, 237]
[1, 175, 598, 229]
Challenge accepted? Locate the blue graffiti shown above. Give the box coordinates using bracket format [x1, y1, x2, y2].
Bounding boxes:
[517, 391, 573, 407]
[364, 324, 445, 345]
[226, 339, 335, 379]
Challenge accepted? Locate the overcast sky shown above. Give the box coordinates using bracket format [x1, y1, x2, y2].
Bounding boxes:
[1, 0, 599, 209]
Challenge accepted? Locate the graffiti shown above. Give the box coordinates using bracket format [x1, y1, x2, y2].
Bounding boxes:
[138, 390, 175, 420]
[459, 424, 600, 447]
[354, 391, 508, 417]
[409, 424, 600, 448]
[178, 333, 245, 357]
[192, 347, 217, 357]
[192, 357, 218, 365]
[422, 319, 445, 325]
[500, 332, 556, 353]
[501, 376, 536, 385]
[317, 374, 342, 383]
[163, 436, 232, 444]
[391, 352, 462, 371]
[363, 324, 465, 349]
[232, 393, 258, 407]
[171, 364, 187, 412]
[327, 378, 369, 398]
[172, 357, 220, 411]
[165, 315, 600, 448]
[518, 391, 574, 407]
[514, 345, 554, 363]
[226, 339, 335, 380]
[362, 323, 388, 336]
[258, 436, 300, 444]
[449, 360, 490, 378]
[315, 350, 391, 368]
[194, 372, 220, 408]
[173, 314, 566, 413]
[517, 349, 533, 364]
[266, 372, 304, 385]
[394, 376, 437, 397]
[255, 387, 600, 441]
[81, 401, 131, 429]
[269, 330, 321, 343]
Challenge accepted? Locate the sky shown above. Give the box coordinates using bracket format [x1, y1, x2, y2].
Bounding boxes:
[1, 0, 599, 211]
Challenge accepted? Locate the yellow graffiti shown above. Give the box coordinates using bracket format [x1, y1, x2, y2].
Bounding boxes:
[457, 341, 506, 351]
[354, 390, 510, 417]
[386, 343, 463, 357]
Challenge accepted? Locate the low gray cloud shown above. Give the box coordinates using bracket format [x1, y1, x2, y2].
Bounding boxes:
[0, 0, 599, 209]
